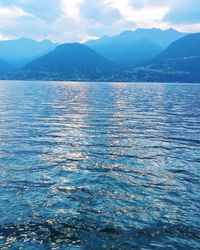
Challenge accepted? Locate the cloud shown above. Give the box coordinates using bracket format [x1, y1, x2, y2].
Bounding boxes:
[76, 0, 136, 38]
[80, 0, 122, 23]
[131, 0, 171, 9]
[164, 0, 200, 25]
[0, 0, 199, 42]
[0, 0, 63, 22]
[0, 2, 61, 40]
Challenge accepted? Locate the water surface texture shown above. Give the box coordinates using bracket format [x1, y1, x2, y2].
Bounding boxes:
[0, 81, 200, 249]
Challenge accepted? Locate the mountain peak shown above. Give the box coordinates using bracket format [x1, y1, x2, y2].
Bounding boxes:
[58, 42, 85, 48]
[85, 28, 186, 68]
[22, 42, 118, 81]
[155, 32, 200, 61]
[40, 39, 55, 45]
[0, 38, 57, 66]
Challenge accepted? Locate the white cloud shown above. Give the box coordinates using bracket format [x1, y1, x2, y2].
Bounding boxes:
[0, 0, 199, 42]
[164, 0, 200, 25]
[62, 0, 83, 22]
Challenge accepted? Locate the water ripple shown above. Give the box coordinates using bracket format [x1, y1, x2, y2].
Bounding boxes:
[0, 81, 200, 249]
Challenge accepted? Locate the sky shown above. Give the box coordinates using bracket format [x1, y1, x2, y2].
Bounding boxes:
[0, 0, 200, 42]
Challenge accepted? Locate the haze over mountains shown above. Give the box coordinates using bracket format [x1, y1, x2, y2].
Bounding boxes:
[86, 28, 186, 68]
[0, 38, 56, 68]
[22, 43, 118, 81]
[0, 28, 200, 83]
[0, 58, 12, 75]
[134, 33, 200, 83]
[155, 33, 200, 61]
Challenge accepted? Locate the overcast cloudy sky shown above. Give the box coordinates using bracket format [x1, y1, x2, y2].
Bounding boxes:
[0, 0, 199, 42]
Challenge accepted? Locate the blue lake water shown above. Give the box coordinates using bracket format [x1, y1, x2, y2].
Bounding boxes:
[0, 81, 200, 249]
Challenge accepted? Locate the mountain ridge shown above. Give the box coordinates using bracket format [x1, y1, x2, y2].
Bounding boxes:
[1, 30, 200, 83]
[0, 38, 57, 68]
[119, 33, 200, 83]
[18, 43, 119, 81]
[85, 28, 186, 68]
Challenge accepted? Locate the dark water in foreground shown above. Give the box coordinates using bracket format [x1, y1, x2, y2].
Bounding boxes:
[0, 81, 200, 249]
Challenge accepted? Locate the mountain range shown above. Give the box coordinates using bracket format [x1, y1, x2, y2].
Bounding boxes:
[122, 33, 200, 83]
[0, 38, 56, 68]
[0, 28, 200, 83]
[18, 43, 118, 81]
[0, 58, 12, 75]
[85, 28, 185, 68]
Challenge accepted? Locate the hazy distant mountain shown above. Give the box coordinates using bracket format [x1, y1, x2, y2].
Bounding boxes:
[155, 33, 200, 61]
[119, 33, 200, 83]
[19, 43, 118, 81]
[88, 38, 162, 68]
[2, 31, 199, 83]
[0, 58, 12, 75]
[87, 28, 186, 48]
[0, 38, 56, 68]
[85, 28, 186, 68]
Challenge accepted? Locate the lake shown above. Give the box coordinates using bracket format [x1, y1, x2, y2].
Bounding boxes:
[0, 81, 200, 249]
